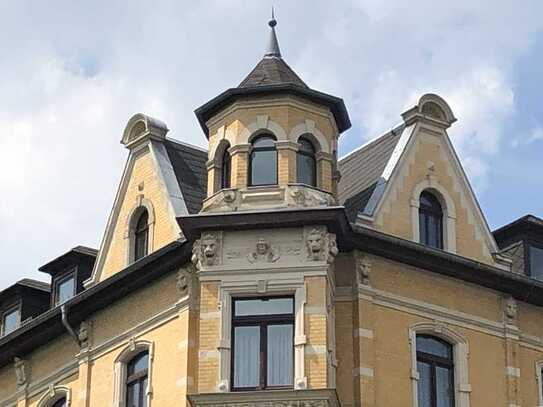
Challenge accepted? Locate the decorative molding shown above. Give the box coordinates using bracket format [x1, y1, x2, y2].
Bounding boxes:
[192, 231, 223, 270]
[246, 237, 280, 263]
[14, 357, 28, 388]
[36, 385, 71, 407]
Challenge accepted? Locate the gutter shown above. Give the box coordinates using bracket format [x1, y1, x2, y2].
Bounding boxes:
[61, 304, 80, 347]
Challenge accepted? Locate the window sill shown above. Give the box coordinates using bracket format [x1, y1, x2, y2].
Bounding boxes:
[188, 389, 340, 407]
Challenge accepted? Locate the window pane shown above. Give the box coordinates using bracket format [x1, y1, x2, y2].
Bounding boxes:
[298, 138, 315, 154]
[52, 398, 67, 407]
[417, 336, 452, 359]
[141, 378, 148, 407]
[297, 154, 316, 186]
[235, 298, 293, 316]
[530, 246, 543, 281]
[417, 361, 432, 407]
[436, 366, 454, 407]
[126, 381, 139, 407]
[267, 324, 293, 386]
[57, 276, 75, 304]
[251, 150, 277, 186]
[234, 326, 260, 388]
[128, 352, 149, 376]
[3, 308, 20, 335]
[253, 136, 275, 148]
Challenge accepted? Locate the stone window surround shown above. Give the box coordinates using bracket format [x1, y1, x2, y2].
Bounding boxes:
[213, 277, 308, 392]
[113, 340, 155, 407]
[409, 322, 470, 407]
[36, 385, 71, 407]
[124, 198, 156, 266]
[536, 359, 543, 406]
[411, 177, 457, 254]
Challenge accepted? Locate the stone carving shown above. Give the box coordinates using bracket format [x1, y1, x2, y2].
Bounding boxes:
[247, 238, 280, 263]
[305, 227, 326, 261]
[192, 232, 222, 269]
[177, 266, 194, 297]
[78, 321, 90, 348]
[421, 101, 446, 120]
[287, 186, 335, 208]
[14, 357, 27, 387]
[504, 295, 518, 324]
[304, 227, 338, 263]
[355, 252, 371, 285]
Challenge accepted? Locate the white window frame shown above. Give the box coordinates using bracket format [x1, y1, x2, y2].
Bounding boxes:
[113, 340, 154, 407]
[409, 322, 470, 407]
[411, 178, 457, 253]
[214, 279, 307, 392]
[37, 385, 71, 407]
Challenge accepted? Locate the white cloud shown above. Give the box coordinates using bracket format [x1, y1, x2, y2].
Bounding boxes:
[0, 0, 542, 288]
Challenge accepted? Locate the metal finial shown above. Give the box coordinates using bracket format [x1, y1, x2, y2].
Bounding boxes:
[269, 6, 277, 27]
[265, 7, 281, 57]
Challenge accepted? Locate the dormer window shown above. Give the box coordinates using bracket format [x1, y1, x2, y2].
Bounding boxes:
[529, 244, 543, 281]
[419, 191, 443, 249]
[1, 305, 20, 336]
[296, 136, 317, 187]
[221, 146, 231, 189]
[249, 134, 277, 186]
[134, 210, 149, 261]
[54, 272, 76, 305]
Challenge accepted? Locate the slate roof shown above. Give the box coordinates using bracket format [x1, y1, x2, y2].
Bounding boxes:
[239, 57, 308, 89]
[164, 139, 208, 214]
[338, 125, 405, 219]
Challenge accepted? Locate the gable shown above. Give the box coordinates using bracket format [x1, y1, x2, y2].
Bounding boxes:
[371, 122, 500, 265]
[88, 137, 208, 285]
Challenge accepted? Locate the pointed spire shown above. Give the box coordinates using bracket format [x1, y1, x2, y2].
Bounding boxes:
[265, 7, 282, 58]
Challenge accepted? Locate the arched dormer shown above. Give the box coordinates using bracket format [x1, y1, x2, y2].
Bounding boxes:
[195, 16, 350, 214]
[125, 200, 155, 265]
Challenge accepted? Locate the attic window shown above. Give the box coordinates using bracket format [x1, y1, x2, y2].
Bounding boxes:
[419, 191, 443, 249]
[55, 272, 76, 305]
[421, 102, 446, 121]
[1, 305, 20, 336]
[529, 245, 543, 281]
[134, 210, 149, 261]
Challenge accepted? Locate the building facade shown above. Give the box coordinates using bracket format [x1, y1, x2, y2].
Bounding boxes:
[1, 17, 543, 407]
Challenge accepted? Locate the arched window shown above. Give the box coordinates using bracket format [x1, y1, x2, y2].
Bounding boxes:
[221, 147, 231, 189]
[126, 351, 149, 407]
[416, 335, 454, 407]
[134, 210, 149, 261]
[249, 134, 277, 186]
[51, 399, 67, 407]
[419, 191, 443, 249]
[296, 136, 317, 186]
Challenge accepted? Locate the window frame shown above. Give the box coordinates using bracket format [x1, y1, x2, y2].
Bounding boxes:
[125, 351, 149, 407]
[525, 239, 543, 281]
[53, 268, 77, 306]
[416, 335, 455, 407]
[221, 146, 232, 189]
[1, 303, 21, 337]
[419, 191, 444, 249]
[230, 296, 295, 391]
[133, 210, 149, 262]
[248, 134, 278, 187]
[296, 136, 317, 187]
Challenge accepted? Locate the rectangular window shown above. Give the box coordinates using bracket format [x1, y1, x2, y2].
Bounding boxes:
[2, 306, 20, 336]
[55, 273, 76, 305]
[530, 245, 543, 281]
[231, 297, 294, 391]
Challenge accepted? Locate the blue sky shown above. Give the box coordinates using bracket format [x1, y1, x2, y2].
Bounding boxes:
[1, 0, 542, 289]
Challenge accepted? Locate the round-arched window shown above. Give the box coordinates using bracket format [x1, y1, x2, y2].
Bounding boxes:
[296, 136, 317, 186]
[134, 210, 149, 261]
[221, 146, 231, 189]
[249, 134, 277, 186]
[419, 191, 443, 249]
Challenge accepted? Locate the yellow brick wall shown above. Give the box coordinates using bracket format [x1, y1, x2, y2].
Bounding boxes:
[100, 148, 179, 281]
[278, 149, 295, 185]
[197, 282, 220, 393]
[231, 151, 248, 189]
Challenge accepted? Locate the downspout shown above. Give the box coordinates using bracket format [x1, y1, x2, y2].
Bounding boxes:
[61, 304, 81, 346]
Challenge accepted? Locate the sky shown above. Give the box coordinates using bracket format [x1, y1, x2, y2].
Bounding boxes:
[1, 0, 543, 289]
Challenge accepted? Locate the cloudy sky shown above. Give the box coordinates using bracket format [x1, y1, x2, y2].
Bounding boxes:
[1, 0, 543, 289]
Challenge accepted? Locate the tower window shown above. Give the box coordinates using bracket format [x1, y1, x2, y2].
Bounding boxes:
[231, 297, 294, 391]
[134, 210, 149, 261]
[419, 191, 443, 249]
[416, 335, 455, 407]
[221, 147, 231, 189]
[296, 136, 317, 187]
[126, 351, 149, 407]
[249, 134, 277, 186]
